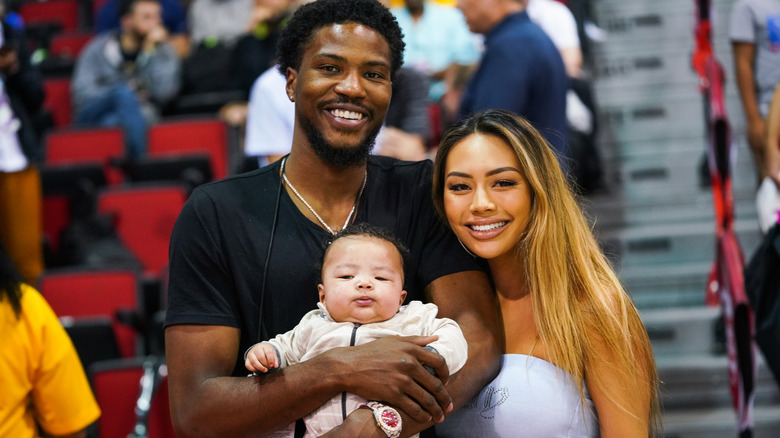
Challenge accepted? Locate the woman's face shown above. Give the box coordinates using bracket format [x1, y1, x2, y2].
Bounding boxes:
[443, 133, 532, 262]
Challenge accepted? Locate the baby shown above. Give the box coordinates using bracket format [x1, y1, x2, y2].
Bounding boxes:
[245, 223, 468, 438]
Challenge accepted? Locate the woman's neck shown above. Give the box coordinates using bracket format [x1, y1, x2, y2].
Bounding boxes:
[488, 251, 528, 300]
[489, 254, 544, 356]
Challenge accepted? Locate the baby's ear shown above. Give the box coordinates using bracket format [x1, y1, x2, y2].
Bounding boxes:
[400, 290, 407, 304]
[318, 284, 326, 303]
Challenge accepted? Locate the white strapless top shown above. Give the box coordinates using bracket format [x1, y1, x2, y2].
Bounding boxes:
[436, 354, 600, 437]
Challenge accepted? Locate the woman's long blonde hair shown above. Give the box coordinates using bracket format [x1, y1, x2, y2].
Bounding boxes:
[433, 109, 660, 434]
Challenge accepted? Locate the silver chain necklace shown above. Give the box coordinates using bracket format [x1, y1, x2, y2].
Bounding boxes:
[280, 157, 367, 235]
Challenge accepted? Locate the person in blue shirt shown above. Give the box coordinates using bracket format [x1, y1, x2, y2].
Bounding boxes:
[95, 0, 188, 56]
[391, 0, 480, 102]
[457, 0, 570, 172]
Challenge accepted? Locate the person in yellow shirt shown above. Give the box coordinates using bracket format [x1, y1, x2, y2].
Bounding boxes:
[0, 243, 101, 438]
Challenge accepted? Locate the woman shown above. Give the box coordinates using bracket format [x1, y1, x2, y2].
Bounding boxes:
[0, 242, 101, 437]
[433, 109, 659, 437]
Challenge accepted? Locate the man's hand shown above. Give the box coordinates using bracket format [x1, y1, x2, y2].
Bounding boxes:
[0, 47, 20, 76]
[377, 127, 427, 162]
[321, 335, 453, 424]
[143, 25, 169, 53]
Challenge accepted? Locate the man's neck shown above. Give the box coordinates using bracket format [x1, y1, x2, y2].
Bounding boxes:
[284, 144, 367, 204]
[408, 5, 423, 21]
[487, 1, 526, 32]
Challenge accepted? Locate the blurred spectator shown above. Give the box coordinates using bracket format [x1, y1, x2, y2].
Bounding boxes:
[0, 241, 101, 437]
[766, 82, 780, 186]
[94, 0, 189, 57]
[526, 0, 581, 78]
[187, 0, 254, 48]
[457, 0, 569, 169]
[243, 67, 294, 166]
[232, 0, 293, 98]
[245, 65, 430, 165]
[0, 0, 22, 30]
[526, 0, 601, 192]
[180, 0, 254, 94]
[0, 17, 45, 286]
[71, 0, 181, 158]
[390, 0, 480, 103]
[730, 0, 780, 182]
[379, 66, 430, 160]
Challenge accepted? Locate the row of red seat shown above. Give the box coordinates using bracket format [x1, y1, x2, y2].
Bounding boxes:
[39, 268, 175, 438]
[42, 118, 229, 278]
[23, 4, 205, 437]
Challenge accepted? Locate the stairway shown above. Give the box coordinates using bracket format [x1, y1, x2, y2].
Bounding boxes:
[586, 0, 780, 435]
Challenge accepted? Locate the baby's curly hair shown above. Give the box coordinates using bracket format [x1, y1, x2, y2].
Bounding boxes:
[277, 0, 405, 80]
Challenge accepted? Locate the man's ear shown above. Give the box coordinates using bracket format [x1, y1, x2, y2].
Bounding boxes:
[285, 67, 297, 102]
[318, 284, 326, 303]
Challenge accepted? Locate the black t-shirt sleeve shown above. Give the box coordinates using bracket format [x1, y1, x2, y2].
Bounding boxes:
[164, 187, 242, 328]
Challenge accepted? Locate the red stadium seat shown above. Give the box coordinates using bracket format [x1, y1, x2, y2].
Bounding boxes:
[19, 0, 80, 31]
[43, 78, 72, 127]
[50, 31, 93, 60]
[42, 194, 71, 254]
[39, 269, 142, 358]
[97, 184, 188, 279]
[45, 127, 126, 185]
[91, 358, 176, 438]
[147, 118, 229, 180]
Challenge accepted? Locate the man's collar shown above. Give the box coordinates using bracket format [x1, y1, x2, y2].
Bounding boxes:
[486, 10, 530, 41]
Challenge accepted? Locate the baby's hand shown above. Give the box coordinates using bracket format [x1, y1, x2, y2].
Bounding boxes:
[245, 343, 279, 373]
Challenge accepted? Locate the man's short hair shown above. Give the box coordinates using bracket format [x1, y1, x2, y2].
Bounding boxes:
[277, 0, 405, 79]
[119, 0, 159, 18]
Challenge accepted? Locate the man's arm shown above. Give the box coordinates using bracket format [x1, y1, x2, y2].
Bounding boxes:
[166, 324, 457, 438]
[733, 42, 767, 176]
[767, 83, 780, 185]
[426, 270, 502, 408]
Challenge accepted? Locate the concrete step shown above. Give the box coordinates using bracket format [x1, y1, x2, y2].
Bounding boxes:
[621, 261, 712, 309]
[596, 146, 757, 205]
[643, 306, 721, 356]
[596, 218, 762, 271]
[584, 193, 758, 231]
[592, 0, 733, 51]
[662, 405, 780, 438]
[657, 353, 780, 411]
[595, 85, 744, 145]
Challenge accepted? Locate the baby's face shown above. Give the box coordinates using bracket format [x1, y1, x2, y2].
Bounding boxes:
[319, 236, 407, 324]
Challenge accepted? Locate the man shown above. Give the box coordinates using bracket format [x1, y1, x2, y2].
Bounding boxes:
[164, 1, 501, 437]
[525, 0, 582, 78]
[729, 0, 780, 183]
[391, 0, 480, 103]
[457, 0, 569, 168]
[71, 0, 180, 158]
[94, 0, 189, 57]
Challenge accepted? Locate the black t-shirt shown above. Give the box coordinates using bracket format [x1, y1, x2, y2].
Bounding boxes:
[165, 156, 481, 376]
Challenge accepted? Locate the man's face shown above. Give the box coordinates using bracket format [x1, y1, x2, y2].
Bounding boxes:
[457, 0, 502, 34]
[123, 1, 162, 39]
[286, 23, 393, 167]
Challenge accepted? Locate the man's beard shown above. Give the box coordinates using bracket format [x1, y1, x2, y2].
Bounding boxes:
[299, 112, 380, 168]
